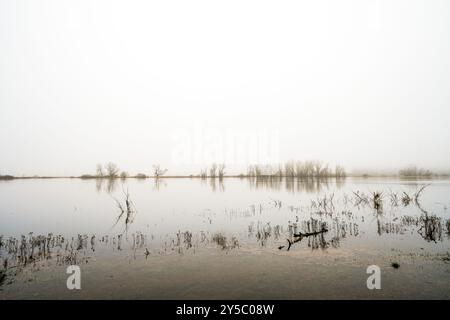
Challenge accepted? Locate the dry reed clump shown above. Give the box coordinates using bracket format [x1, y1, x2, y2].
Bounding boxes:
[211, 233, 239, 250]
[372, 192, 383, 213]
[418, 214, 442, 242]
[310, 194, 335, 214]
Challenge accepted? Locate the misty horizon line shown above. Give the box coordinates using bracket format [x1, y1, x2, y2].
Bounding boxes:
[1, 162, 449, 180]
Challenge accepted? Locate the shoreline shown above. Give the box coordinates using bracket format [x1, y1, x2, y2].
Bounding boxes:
[1, 174, 449, 181]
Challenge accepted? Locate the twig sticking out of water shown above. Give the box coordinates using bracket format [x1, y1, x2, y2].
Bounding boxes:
[401, 184, 429, 207]
[402, 192, 412, 206]
[353, 191, 369, 206]
[112, 188, 137, 234]
[414, 184, 430, 205]
[389, 189, 399, 207]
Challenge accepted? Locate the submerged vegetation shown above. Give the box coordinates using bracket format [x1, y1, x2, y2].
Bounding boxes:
[1, 179, 450, 294]
[113, 189, 137, 234]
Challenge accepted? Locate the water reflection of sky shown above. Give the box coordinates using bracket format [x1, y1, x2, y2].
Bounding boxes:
[0, 178, 449, 255]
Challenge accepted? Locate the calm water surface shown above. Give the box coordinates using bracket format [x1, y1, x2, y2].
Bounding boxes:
[0, 177, 449, 299]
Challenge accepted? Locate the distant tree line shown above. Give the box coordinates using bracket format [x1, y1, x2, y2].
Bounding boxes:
[399, 166, 433, 178]
[80, 162, 168, 179]
[245, 161, 346, 179]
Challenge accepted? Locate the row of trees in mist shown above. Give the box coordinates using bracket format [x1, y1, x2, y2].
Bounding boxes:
[81, 163, 168, 179]
[200, 163, 226, 179]
[76, 162, 444, 180]
[245, 161, 346, 179]
[80, 161, 346, 180]
[398, 166, 433, 178]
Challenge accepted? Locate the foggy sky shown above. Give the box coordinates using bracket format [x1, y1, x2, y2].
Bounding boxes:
[1, 0, 450, 176]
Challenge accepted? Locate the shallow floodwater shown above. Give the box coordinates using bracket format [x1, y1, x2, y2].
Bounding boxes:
[0, 177, 449, 299]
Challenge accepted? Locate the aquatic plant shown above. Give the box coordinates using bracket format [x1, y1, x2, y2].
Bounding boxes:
[211, 233, 239, 250]
[113, 188, 137, 234]
[372, 192, 383, 213]
[418, 214, 442, 242]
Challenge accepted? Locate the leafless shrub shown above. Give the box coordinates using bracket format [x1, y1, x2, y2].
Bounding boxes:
[96, 164, 104, 177]
[153, 165, 168, 178]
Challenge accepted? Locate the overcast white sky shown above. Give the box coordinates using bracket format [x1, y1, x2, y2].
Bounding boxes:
[1, 0, 449, 176]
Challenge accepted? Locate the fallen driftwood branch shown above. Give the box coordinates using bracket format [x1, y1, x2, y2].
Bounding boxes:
[293, 228, 328, 238]
[279, 227, 329, 251]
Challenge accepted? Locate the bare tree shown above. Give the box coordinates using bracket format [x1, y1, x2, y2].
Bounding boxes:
[96, 164, 104, 178]
[153, 165, 168, 178]
[335, 165, 346, 178]
[218, 164, 226, 179]
[209, 163, 217, 178]
[120, 171, 129, 179]
[105, 162, 119, 178]
[284, 161, 295, 177]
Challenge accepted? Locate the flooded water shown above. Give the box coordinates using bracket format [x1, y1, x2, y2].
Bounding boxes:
[1, 177, 449, 299]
